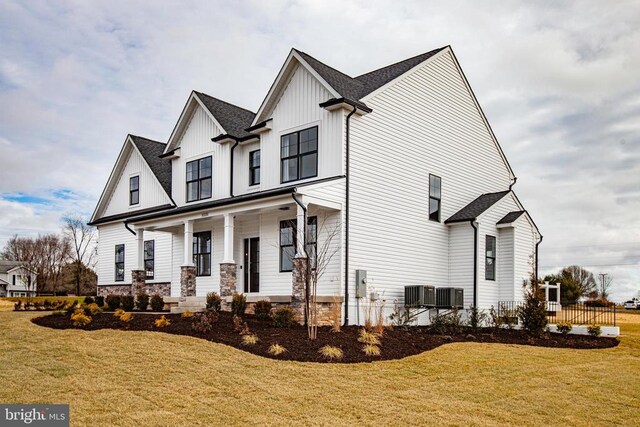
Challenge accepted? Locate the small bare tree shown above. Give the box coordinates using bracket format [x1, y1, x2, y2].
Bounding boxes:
[41, 234, 72, 295]
[598, 274, 613, 301]
[62, 215, 97, 296]
[305, 217, 341, 340]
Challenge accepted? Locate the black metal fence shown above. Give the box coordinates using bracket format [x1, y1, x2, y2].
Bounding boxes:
[497, 301, 617, 326]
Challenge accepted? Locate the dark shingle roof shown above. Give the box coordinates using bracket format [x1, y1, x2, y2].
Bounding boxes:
[445, 191, 511, 224]
[129, 135, 172, 196]
[497, 211, 526, 225]
[0, 260, 20, 274]
[294, 46, 446, 101]
[194, 91, 256, 139]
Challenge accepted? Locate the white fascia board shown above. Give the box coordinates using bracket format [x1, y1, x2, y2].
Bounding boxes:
[359, 47, 449, 103]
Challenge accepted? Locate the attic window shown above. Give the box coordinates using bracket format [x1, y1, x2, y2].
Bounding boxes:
[281, 126, 318, 183]
[129, 176, 139, 205]
[186, 156, 213, 202]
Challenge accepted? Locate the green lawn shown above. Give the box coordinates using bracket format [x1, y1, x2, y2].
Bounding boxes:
[0, 304, 639, 426]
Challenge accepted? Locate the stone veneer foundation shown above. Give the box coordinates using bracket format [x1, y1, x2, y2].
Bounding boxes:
[220, 263, 237, 310]
[131, 270, 146, 295]
[291, 257, 308, 324]
[180, 266, 196, 297]
[97, 283, 171, 297]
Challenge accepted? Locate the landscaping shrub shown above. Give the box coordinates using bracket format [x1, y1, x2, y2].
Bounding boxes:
[517, 281, 548, 337]
[181, 311, 194, 318]
[585, 298, 613, 308]
[43, 299, 52, 309]
[65, 300, 78, 314]
[330, 296, 342, 333]
[587, 324, 602, 337]
[84, 296, 95, 305]
[358, 329, 381, 345]
[488, 306, 503, 330]
[192, 311, 218, 334]
[267, 343, 287, 356]
[272, 306, 296, 328]
[155, 315, 170, 328]
[556, 322, 572, 335]
[71, 312, 92, 326]
[430, 310, 464, 335]
[87, 303, 102, 315]
[206, 292, 222, 313]
[467, 305, 488, 330]
[232, 315, 250, 335]
[150, 294, 164, 312]
[136, 293, 149, 311]
[121, 295, 135, 311]
[113, 308, 125, 318]
[33, 301, 44, 311]
[13, 300, 22, 311]
[120, 312, 133, 323]
[319, 345, 343, 361]
[253, 300, 272, 321]
[106, 294, 121, 311]
[242, 334, 259, 346]
[362, 344, 381, 356]
[95, 296, 104, 307]
[231, 293, 247, 317]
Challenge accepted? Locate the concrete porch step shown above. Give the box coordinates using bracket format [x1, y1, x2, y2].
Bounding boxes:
[170, 306, 206, 314]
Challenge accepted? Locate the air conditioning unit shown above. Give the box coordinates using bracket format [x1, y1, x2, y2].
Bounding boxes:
[436, 287, 464, 309]
[404, 285, 436, 307]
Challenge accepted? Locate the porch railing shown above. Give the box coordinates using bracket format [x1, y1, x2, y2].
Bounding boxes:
[497, 301, 617, 327]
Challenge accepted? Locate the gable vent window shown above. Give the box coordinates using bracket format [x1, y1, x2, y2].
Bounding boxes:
[485, 235, 496, 281]
[429, 174, 441, 222]
[249, 149, 260, 186]
[129, 176, 139, 205]
[186, 156, 212, 202]
[144, 240, 154, 280]
[115, 244, 125, 282]
[281, 126, 318, 183]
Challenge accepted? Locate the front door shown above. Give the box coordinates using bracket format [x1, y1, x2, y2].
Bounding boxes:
[243, 238, 259, 293]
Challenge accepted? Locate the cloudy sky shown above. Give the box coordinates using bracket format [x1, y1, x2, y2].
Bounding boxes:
[0, 1, 638, 300]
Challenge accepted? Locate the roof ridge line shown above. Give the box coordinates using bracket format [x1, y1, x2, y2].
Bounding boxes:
[293, 48, 364, 85]
[354, 46, 447, 79]
[193, 90, 256, 115]
[129, 134, 167, 146]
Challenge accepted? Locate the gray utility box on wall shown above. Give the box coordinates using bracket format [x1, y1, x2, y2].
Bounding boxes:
[404, 285, 436, 307]
[355, 269, 367, 298]
[436, 287, 464, 309]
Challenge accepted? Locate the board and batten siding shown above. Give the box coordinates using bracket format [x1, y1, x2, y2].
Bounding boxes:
[234, 141, 261, 195]
[348, 49, 513, 306]
[259, 64, 344, 190]
[97, 223, 172, 286]
[171, 106, 230, 206]
[102, 145, 171, 217]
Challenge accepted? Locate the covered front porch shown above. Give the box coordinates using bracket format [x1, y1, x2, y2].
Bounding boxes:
[126, 191, 343, 318]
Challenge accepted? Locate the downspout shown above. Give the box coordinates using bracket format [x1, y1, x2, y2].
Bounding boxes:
[470, 220, 478, 308]
[124, 222, 136, 236]
[292, 192, 309, 325]
[229, 140, 239, 197]
[509, 176, 518, 191]
[535, 235, 543, 284]
[344, 106, 357, 326]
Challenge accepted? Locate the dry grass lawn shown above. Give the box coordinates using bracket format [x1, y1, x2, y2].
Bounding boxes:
[1, 304, 639, 426]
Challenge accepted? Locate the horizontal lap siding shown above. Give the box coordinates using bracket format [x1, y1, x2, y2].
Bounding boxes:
[514, 216, 537, 300]
[349, 50, 512, 305]
[103, 146, 171, 217]
[97, 223, 172, 286]
[498, 227, 515, 302]
[448, 223, 474, 307]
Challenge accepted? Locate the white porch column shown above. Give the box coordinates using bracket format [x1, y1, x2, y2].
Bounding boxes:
[136, 227, 145, 270]
[183, 220, 194, 266]
[295, 202, 306, 257]
[223, 213, 235, 264]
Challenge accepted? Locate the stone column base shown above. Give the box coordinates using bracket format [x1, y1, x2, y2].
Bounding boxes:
[131, 270, 146, 295]
[291, 257, 308, 324]
[180, 266, 196, 297]
[220, 263, 237, 311]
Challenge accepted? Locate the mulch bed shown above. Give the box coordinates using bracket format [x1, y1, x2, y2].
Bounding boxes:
[32, 311, 619, 363]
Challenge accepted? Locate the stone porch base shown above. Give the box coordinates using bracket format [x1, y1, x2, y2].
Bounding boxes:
[97, 283, 171, 297]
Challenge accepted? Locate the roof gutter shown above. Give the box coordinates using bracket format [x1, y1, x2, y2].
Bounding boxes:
[344, 106, 357, 326]
[470, 219, 478, 308]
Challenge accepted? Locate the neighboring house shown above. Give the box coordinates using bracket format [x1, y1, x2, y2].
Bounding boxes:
[89, 46, 541, 324]
[0, 260, 37, 297]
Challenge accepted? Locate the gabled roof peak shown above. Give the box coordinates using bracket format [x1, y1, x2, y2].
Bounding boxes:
[192, 91, 256, 139]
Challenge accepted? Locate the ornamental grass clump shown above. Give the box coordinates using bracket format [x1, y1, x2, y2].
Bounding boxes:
[87, 303, 102, 315]
[181, 311, 194, 318]
[267, 343, 287, 356]
[113, 308, 125, 318]
[71, 312, 92, 327]
[119, 312, 133, 323]
[362, 344, 381, 357]
[319, 345, 343, 361]
[358, 329, 381, 346]
[242, 334, 259, 346]
[155, 315, 170, 328]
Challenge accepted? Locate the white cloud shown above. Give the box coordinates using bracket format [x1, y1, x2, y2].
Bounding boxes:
[0, 0, 639, 300]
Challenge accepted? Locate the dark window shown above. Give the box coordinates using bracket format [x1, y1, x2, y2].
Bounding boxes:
[279, 216, 317, 272]
[429, 174, 441, 222]
[144, 240, 154, 280]
[129, 176, 139, 205]
[485, 235, 496, 281]
[281, 126, 318, 183]
[115, 244, 125, 281]
[249, 150, 260, 186]
[186, 156, 212, 202]
[12, 275, 15, 286]
[193, 231, 211, 276]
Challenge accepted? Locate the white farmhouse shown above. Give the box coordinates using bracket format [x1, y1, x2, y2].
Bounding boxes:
[89, 46, 541, 324]
[0, 260, 37, 297]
